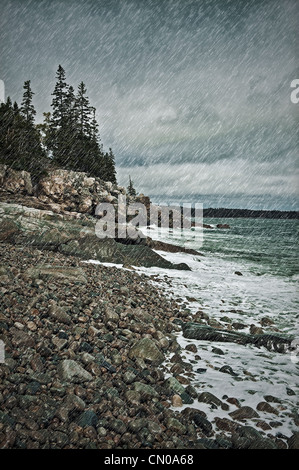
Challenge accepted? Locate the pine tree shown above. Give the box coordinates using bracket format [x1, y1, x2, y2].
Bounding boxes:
[20, 80, 36, 124]
[90, 107, 99, 141]
[65, 85, 77, 131]
[50, 65, 68, 128]
[13, 101, 19, 116]
[106, 148, 117, 184]
[127, 175, 137, 197]
[75, 81, 92, 137]
[44, 65, 117, 182]
[0, 95, 48, 181]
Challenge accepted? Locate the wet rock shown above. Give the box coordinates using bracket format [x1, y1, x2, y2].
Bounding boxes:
[133, 382, 158, 400]
[185, 343, 197, 353]
[125, 390, 141, 406]
[0, 166, 33, 195]
[198, 392, 228, 410]
[260, 317, 275, 326]
[122, 370, 138, 385]
[25, 266, 88, 284]
[226, 397, 241, 407]
[250, 324, 263, 335]
[193, 414, 213, 437]
[288, 432, 299, 449]
[229, 406, 260, 420]
[185, 385, 198, 399]
[232, 322, 247, 330]
[219, 365, 238, 376]
[109, 418, 127, 435]
[76, 410, 98, 428]
[11, 329, 35, 348]
[52, 336, 68, 351]
[147, 421, 162, 435]
[263, 395, 282, 404]
[128, 418, 148, 433]
[31, 372, 52, 385]
[214, 417, 238, 433]
[248, 438, 277, 449]
[57, 360, 93, 383]
[104, 307, 119, 324]
[166, 418, 186, 434]
[48, 301, 71, 325]
[129, 338, 165, 365]
[171, 395, 183, 407]
[180, 391, 194, 405]
[256, 401, 279, 415]
[183, 322, 292, 352]
[163, 377, 185, 395]
[212, 347, 225, 355]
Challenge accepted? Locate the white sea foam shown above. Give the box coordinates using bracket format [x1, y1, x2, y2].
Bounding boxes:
[85, 230, 299, 440]
[132, 249, 299, 438]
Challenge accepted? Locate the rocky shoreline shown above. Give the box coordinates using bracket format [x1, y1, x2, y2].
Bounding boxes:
[0, 167, 298, 449]
[0, 242, 298, 450]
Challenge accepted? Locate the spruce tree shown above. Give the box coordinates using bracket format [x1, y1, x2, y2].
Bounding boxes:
[50, 65, 68, 127]
[0, 94, 48, 181]
[106, 148, 117, 184]
[90, 107, 99, 141]
[75, 81, 92, 137]
[45, 65, 117, 183]
[127, 176, 137, 197]
[20, 80, 36, 124]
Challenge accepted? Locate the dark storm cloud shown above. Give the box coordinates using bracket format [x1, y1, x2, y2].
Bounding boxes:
[0, 0, 298, 208]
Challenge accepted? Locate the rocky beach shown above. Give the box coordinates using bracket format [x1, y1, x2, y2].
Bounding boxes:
[0, 167, 298, 450]
[0, 242, 298, 450]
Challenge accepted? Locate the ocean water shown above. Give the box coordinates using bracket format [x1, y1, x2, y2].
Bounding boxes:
[86, 217, 299, 439]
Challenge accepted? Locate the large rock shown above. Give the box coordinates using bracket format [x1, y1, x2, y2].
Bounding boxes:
[0, 202, 192, 270]
[0, 219, 19, 242]
[36, 169, 126, 214]
[0, 165, 33, 195]
[58, 235, 128, 264]
[182, 323, 293, 353]
[163, 377, 185, 395]
[288, 432, 299, 449]
[25, 266, 88, 284]
[129, 338, 165, 365]
[197, 392, 228, 410]
[132, 382, 159, 399]
[229, 406, 260, 420]
[57, 360, 92, 383]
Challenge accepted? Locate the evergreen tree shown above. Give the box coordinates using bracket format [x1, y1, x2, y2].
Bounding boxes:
[20, 80, 36, 124]
[127, 175, 137, 197]
[13, 101, 19, 116]
[106, 148, 117, 184]
[75, 81, 92, 137]
[65, 85, 78, 132]
[0, 95, 48, 181]
[90, 106, 99, 141]
[45, 65, 117, 183]
[50, 65, 68, 127]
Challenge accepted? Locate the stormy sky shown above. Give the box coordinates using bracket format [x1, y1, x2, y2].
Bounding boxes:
[1, 0, 298, 209]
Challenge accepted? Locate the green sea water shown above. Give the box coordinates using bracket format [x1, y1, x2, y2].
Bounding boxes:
[200, 217, 299, 279]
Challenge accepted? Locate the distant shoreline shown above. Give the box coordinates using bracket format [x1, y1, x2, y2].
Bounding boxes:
[199, 208, 299, 219]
